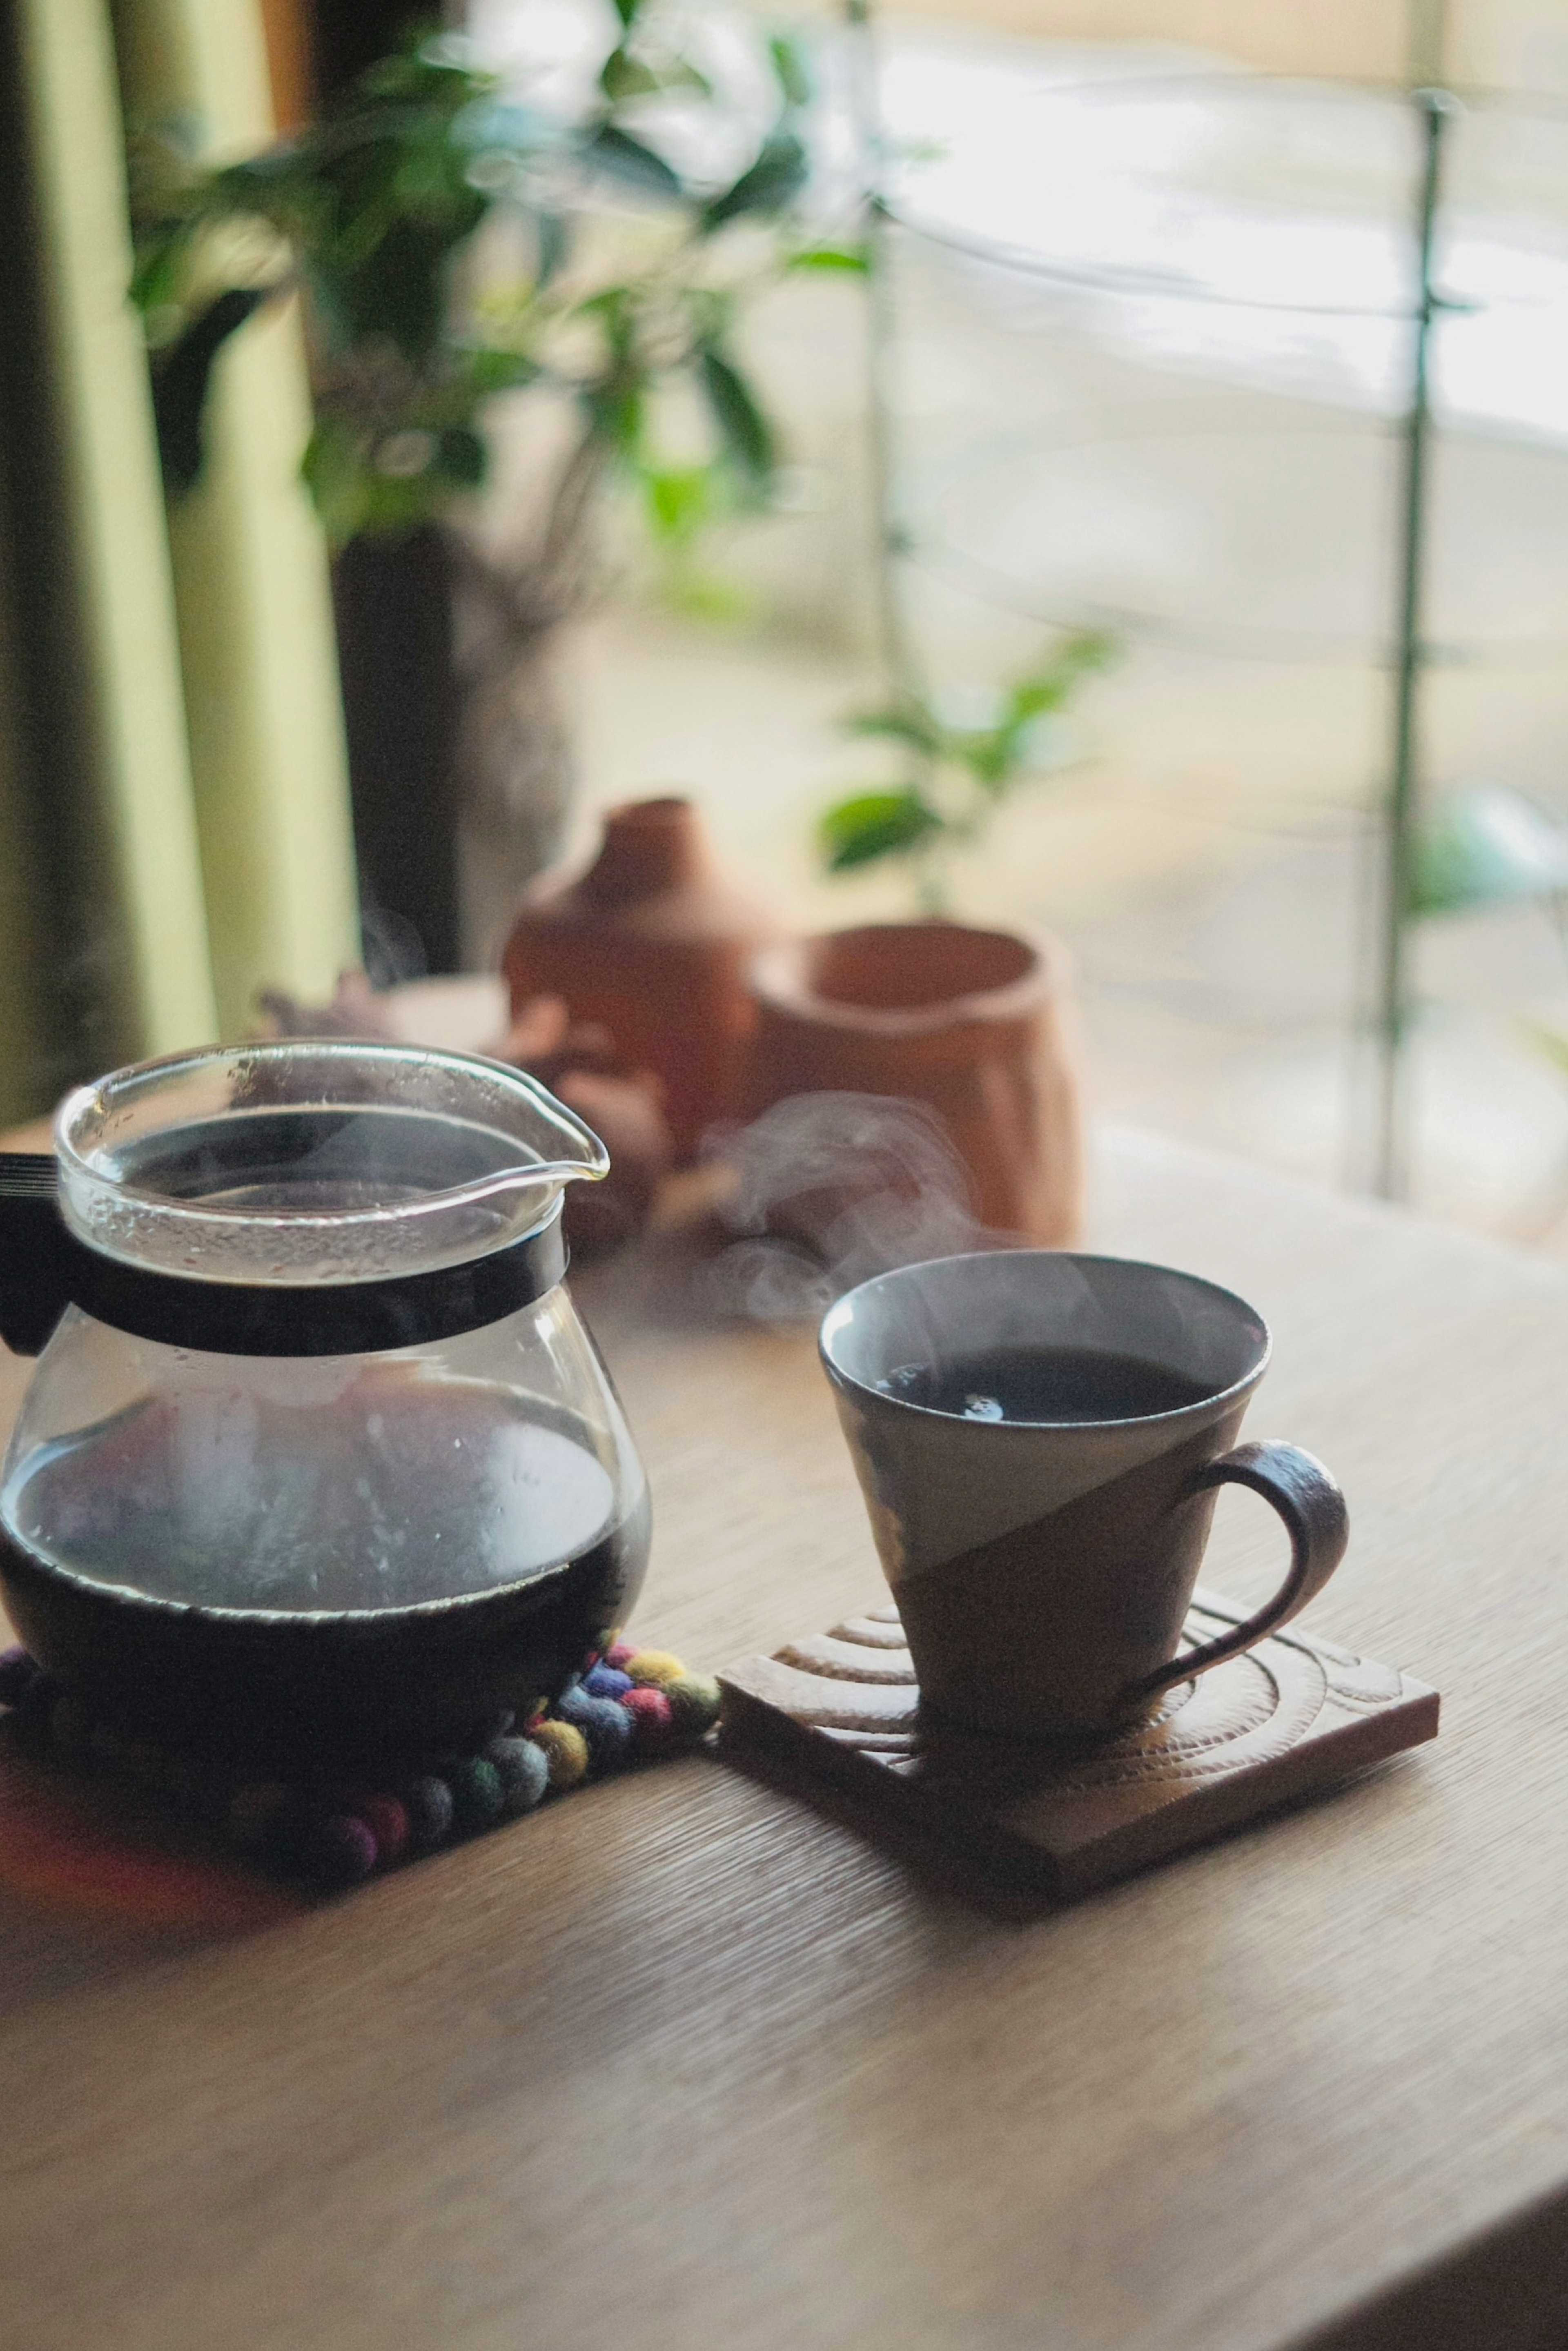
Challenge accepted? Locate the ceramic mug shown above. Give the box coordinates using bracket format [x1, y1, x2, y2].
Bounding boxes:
[819, 1251, 1349, 1740]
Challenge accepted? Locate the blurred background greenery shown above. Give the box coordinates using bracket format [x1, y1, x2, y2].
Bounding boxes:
[10, 0, 1568, 1251]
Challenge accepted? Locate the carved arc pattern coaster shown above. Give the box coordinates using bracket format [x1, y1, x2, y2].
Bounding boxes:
[717, 1588, 1438, 1911]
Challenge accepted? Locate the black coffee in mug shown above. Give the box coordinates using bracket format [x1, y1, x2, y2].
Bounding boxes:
[877, 1346, 1213, 1425]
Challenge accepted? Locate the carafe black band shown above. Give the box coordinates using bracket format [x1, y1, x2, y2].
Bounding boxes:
[0, 1156, 568, 1357]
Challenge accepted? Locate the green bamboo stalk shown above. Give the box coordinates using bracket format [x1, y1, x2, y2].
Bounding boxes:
[114, 0, 361, 1038]
[11, 0, 218, 1075]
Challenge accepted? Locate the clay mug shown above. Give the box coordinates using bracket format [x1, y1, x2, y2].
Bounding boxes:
[819, 1250, 1349, 1740]
[745, 922, 1082, 1245]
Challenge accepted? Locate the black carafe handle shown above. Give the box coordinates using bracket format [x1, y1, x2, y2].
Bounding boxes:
[0, 1155, 72, 1356]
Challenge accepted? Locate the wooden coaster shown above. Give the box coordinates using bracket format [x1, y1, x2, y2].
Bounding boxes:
[718, 1588, 1438, 1912]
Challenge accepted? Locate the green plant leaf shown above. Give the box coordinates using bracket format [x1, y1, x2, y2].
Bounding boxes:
[577, 281, 635, 351]
[212, 145, 319, 222]
[601, 49, 663, 102]
[302, 418, 374, 546]
[454, 345, 540, 397]
[433, 424, 488, 486]
[583, 372, 644, 457]
[1002, 630, 1117, 724]
[601, 50, 710, 103]
[699, 347, 774, 486]
[789, 245, 869, 273]
[932, 630, 1118, 793]
[700, 132, 808, 232]
[842, 705, 945, 757]
[657, 60, 713, 96]
[958, 731, 1015, 790]
[1410, 785, 1568, 918]
[610, 0, 642, 24]
[768, 33, 813, 110]
[640, 462, 714, 545]
[819, 789, 944, 873]
[585, 122, 682, 200]
[1003, 676, 1071, 724]
[130, 217, 200, 316]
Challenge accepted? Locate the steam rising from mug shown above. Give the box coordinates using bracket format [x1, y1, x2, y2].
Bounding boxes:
[705, 1093, 991, 1324]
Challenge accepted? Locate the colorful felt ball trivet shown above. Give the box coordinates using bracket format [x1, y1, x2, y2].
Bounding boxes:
[0, 1643, 722, 1893]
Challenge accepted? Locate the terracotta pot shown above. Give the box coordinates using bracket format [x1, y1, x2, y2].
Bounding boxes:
[744, 922, 1084, 1245]
[502, 797, 781, 1161]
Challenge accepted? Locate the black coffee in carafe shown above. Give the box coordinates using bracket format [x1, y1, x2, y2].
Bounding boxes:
[4, 1369, 630, 1614]
[0, 1042, 651, 1765]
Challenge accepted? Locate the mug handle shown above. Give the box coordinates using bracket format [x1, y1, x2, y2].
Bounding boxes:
[1126, 1440, 1350, 1706]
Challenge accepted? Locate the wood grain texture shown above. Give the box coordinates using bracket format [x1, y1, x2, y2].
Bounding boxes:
[719, 1590, 1438, 1906]
[1, 1125, 1567, 2351]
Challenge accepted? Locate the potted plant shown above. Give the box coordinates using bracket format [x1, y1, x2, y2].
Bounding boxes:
[128, 12, 840, 970]
[742, 635, 1116, 1246]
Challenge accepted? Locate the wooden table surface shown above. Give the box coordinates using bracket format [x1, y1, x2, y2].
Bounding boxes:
[4, 1126, 1568, 2351]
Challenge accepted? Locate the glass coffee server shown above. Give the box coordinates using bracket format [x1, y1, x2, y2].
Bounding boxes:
[0, 1042, 650, 1768]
